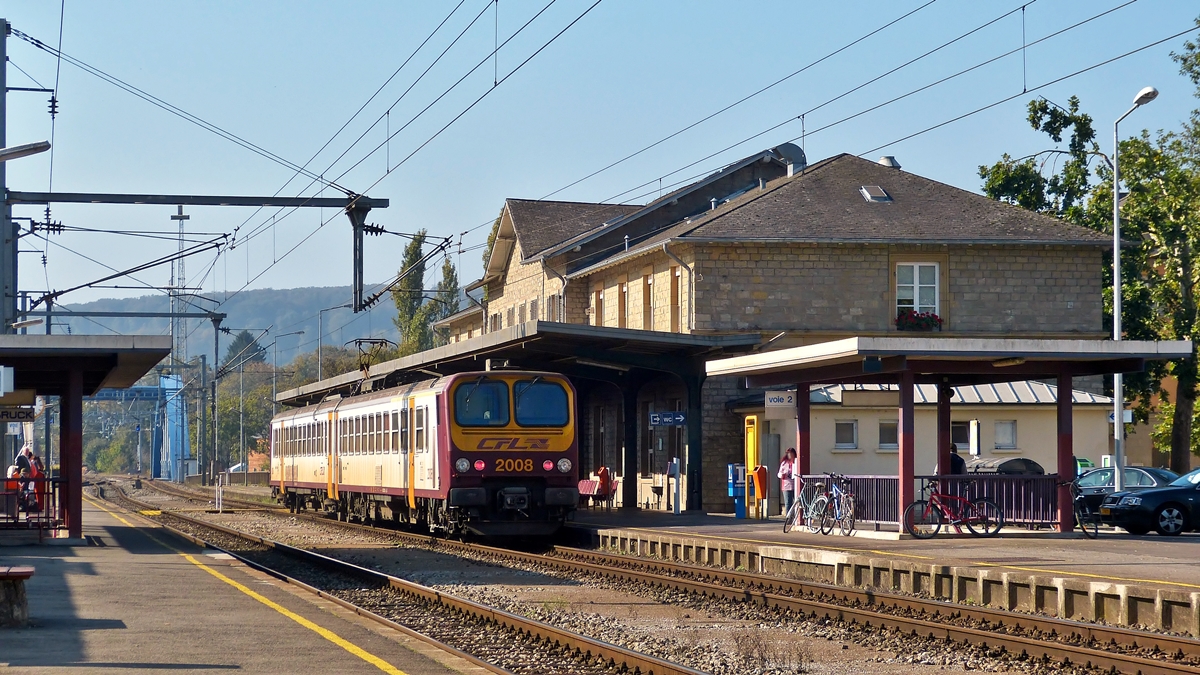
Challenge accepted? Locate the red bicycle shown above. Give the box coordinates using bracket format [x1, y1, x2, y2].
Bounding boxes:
[903, 480, 1004, 538]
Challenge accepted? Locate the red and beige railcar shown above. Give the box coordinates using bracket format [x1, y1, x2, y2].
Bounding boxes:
[270, 371, 578, 536]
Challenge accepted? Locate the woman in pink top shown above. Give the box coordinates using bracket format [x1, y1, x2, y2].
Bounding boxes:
[778, 447, 797, 516]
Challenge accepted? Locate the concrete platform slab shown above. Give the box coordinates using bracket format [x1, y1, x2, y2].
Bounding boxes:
[569, 508, 1200, 635]
[0, 499, 483, 674]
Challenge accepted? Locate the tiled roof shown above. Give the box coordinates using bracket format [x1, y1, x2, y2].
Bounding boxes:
[506, 199, 641, 260]
[678, 154, 1110, 245]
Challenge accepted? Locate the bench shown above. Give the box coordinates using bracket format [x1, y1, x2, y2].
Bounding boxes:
[577, 479, 619, 509]
[0, 566, 34, 627]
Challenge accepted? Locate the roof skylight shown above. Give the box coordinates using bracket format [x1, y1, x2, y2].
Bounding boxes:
[859, 185, 892, 202]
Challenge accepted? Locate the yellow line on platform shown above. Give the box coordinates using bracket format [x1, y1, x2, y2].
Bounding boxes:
[84, 495, 410, 674]
[971, 560, 1200, 590]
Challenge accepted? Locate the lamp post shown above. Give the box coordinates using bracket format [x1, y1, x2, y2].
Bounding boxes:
[318, 304, 350, 381]
[1112, 85, 1158, 492]
[271, 330, 305, 417]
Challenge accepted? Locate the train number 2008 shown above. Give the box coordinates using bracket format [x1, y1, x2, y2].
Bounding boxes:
[495, 458, 534, 472]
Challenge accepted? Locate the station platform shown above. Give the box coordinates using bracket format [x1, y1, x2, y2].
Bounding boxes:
[0, 498, 484, 674]
[568, 508, 1200, 636]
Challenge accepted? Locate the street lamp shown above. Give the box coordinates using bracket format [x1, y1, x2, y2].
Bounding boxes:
[1112, 85, 1157, 492]
[271, 330, 305, 417]
[0, 140, 50, 163]
[318, 304, 350, 380]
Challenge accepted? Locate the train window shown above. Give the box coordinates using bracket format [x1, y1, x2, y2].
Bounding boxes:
[391, 412, 400, 453]
[383, 413, 391, 453]
[415, 407, 426, 451]
[453, 379, 509, 426]
[367, 415, 374, 454]
[401, 410, 409, 453]
[514, 379, 570, 427]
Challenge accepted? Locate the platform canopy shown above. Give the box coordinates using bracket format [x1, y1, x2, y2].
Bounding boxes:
[0, 334, 171, 396]
[706, 336, 1193, 388]
[707, 336, 1192, 534]
[279, 320, 760, 407]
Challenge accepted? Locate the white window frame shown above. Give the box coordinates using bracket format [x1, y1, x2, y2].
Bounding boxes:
[834, 419, 859, 450]
[878, 419, 899, 451]
[994, 420, 1018, 450]
[896, 262, 939, 316]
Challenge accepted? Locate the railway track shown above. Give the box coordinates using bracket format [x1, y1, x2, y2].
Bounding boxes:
[97, 483, 705, 675]
[135, 479, 1200, 674]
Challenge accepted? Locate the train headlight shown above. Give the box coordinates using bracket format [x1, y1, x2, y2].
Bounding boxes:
[474, 459, 486, 471]
[543, 460, 555, 471]
[455, 458, 470, 473]
[557, 458, 572, 473]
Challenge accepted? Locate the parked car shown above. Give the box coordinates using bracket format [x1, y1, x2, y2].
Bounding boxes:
[1099, 467, 1200, 535]
[1075, 466, 1179, 512]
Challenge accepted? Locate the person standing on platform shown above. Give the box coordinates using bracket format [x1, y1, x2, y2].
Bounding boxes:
[949, 443, 967, 475]
[778, 447, 797, 516]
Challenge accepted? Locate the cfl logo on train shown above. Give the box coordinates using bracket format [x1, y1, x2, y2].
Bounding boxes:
[474, 437, 551, 451]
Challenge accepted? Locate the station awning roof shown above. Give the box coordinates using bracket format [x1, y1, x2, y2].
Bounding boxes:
[706, 336, 1193, 388]
[279, 321, 761, 407]
[0, 335, 172, 396]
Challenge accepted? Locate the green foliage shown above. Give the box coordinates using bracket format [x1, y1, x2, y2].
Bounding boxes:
[483, 213, 502, 266]
[392, 230, 432, 356]
[223, 330, 266, 367]
[432, 256, 460, 347]
[1151, 402, 1200, 459]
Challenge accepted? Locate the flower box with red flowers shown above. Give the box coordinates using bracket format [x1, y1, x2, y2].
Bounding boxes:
[896, 310, 943, 331]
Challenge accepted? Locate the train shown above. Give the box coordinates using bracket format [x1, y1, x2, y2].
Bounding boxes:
[269, 370, 579, 536]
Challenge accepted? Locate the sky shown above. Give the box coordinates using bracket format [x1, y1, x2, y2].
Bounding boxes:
[3, 1, 1200, 342]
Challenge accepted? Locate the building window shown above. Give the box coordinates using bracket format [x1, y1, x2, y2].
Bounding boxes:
[642, 275, 653, 330]
[896, 262, 939, 316]
[506, 306, 515, 327]
[670, 266, 681, 333]
[878, 420, 898, 449]
[618, 283, 628, 328]
[593, 289, 604, 327]
[951, 421, 970, 447]
[995, 420, 1017, 449]
[547, 294, 558, 322]
[518, 302, 526, 324]
[530, 298, 538, 322]
[834, 420, 858, 449]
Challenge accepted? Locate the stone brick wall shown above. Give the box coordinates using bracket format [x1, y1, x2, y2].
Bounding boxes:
[692, 243, 1103, 334]
[701, 375, 744, 510]
[581, 247, 693, 333]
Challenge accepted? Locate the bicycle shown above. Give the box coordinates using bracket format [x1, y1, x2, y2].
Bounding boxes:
[783, 477, 826, 534]
[903, 480, 1004, 539]
[819, 473, 856, 536]
[1060, 478, 1100, 539]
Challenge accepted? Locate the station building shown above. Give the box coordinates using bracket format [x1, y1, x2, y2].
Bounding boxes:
[423, 145, 1117, 512]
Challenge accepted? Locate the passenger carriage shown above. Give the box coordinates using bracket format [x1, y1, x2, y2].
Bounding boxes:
[270, 371, 579, 536]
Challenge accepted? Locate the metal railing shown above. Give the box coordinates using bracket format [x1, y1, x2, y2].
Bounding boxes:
[0, 477, 62, 532]
[795, 474, 1061, 529]
[798, 474, 899, 529]
[916, 474, 1060, 527]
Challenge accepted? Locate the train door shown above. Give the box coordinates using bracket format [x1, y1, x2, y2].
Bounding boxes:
[327, 413, 339, 500]
[406, 398, 416, 509]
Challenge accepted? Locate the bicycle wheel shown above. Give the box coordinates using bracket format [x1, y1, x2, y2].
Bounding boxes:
[965, 499, 1004, 537]
[903, 500, 941, 539]
[838, 495, 856, 536]
[806, 496, 827, 533]
[783, 502, 799, 533]
[1075, 504, 1099, 539]
[819, 498, 836, 535]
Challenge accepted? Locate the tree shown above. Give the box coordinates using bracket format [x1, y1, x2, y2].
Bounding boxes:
[431, 256, 460, 346]
[223, 330, 266, 367]
[977, 24, 1200, 470]
[392, 229, 432, 355]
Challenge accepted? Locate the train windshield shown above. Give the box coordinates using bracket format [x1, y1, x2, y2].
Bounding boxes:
[454, 379, 510, 426]
[514, 379, 569, 427]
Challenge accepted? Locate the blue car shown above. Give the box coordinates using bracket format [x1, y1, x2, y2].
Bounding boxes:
[1100, 468, 1200, 536]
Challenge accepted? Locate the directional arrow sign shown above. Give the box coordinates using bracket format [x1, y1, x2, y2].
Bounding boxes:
[1107, 410, 1133, 424]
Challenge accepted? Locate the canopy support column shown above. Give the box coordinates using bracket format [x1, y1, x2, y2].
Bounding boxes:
[898, 370, 915, 518]
[61, 368, 83, 540]
[684, 372, 705, 511]
[937, 382, 953, 475]
[621, 385, 639, 509]
[795, 384, 810, 477]
[1057, 372, 1075, 533]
